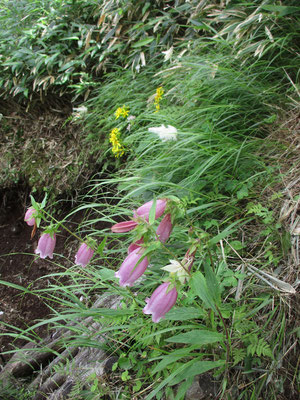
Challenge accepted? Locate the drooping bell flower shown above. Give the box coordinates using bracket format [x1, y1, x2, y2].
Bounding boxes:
[24, 207, 36, 226]
[115, 247, 149, 287]
[35, 233, 56, 259]
[134, 199, 167, 221]
[111, 220, 138, 233]
[128, 238, 144, 254]
[75, 243, 94, 267]
[156, 213, 172, 243]
[143, 282, 178, 323]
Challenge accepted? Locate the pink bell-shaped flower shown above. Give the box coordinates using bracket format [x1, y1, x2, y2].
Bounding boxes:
[111, 220, 138, 233]
[115, 247, 149, 287]
[128, 238, 144, 254]
[35, 233, 56, 259]
[143, 282, 178, 323]
[75, 243, 94, 267]
[134, 199, 167, 221]
[156, 213, 172, 243]
[24, 207, 36, 226]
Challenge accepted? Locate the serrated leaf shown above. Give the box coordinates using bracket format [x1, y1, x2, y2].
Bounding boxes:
[165, 307, 205, 321]
[190, 272, 217, 312]
[170, 360, 225, 386]
[166, 329, 223, 345]
[152, 347, 196, 374]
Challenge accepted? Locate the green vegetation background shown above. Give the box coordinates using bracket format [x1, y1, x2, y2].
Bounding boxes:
[0, 1, 299, 399]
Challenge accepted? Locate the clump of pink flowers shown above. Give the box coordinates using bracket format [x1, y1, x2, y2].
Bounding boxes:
[25, 197, 96, 268]
[110, 197, 195, 323]
[25, 194, 195, 325]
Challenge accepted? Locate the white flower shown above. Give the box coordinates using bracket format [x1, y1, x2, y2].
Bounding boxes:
[72, 105, 88, 120]
[148, 124, 178, 142]
[162, 46, 173, 61]
[161, 259, 189, 284]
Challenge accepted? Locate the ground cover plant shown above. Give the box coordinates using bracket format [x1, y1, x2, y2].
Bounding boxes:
[0, 1, 299, 399]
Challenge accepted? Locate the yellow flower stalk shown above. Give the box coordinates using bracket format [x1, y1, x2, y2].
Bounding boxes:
[154, 87, 164, 112]
[115, 105, 129, 119]
[109, 127, 125, 158]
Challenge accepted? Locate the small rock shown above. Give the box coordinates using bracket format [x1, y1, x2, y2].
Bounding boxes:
[185, 373, 217, 400]
[10, 223, 23, 235]
[103, 356, 118, 373]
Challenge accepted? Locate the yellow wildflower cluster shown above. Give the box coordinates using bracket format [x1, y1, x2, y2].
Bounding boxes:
[154, 87, 164, 112]
[115, 105, 129, 119]
[109, 127, 125, 158]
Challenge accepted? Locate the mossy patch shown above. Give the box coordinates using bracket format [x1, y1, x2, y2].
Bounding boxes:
[0, 106, 103, 196]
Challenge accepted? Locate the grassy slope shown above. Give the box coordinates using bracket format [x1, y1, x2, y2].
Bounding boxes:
[0, 1, 299, 400]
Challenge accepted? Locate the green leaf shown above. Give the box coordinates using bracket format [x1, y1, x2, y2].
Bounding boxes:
[121, 370, 130, 381]
[145, 363, 187, 400]
[261, 5, 300, 17]
[165, 307, 205, 321]
[0, 280, 31, 294]
[97, 236, 107, 255]
[40, 193, 48, 208]
[30, 195, 38, 209]
[170, 360, 225, 386]
[204, 261, 221, 306]
[99, 268, 115, 281]
[166, 329, 223, 345]
[174, 378, 194, 400]
[132, 37, 154, 48]
[133, 380, 142, 392]
[229, 240, 244, 250]
[148, 197, 156, 225]
[190, 272, 217, 312]
[152, 347, 197, 374]
[237, 185, 248, 200]
[209, 220, 241, 245]
[187, 202, 221, 214]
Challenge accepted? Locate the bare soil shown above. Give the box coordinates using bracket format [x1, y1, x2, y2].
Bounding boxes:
[0, 188, 76, 361]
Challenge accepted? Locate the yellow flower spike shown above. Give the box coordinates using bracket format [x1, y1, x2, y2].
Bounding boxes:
[109, 128, 125, 158]
[154, 87, 164, 112]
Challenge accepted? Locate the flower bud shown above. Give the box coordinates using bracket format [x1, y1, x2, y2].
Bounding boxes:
[156, 213, 172, 243]
[128, 238, 144, 254]
[143, 282, 178, 323]
[111, 220, 138, 233]
[75, 243, 94, 267]
[115, 247, 149, 287]
[134, 199, 167, 221]
[24, 207, 35, 226]
[35, 233, 56, 259]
